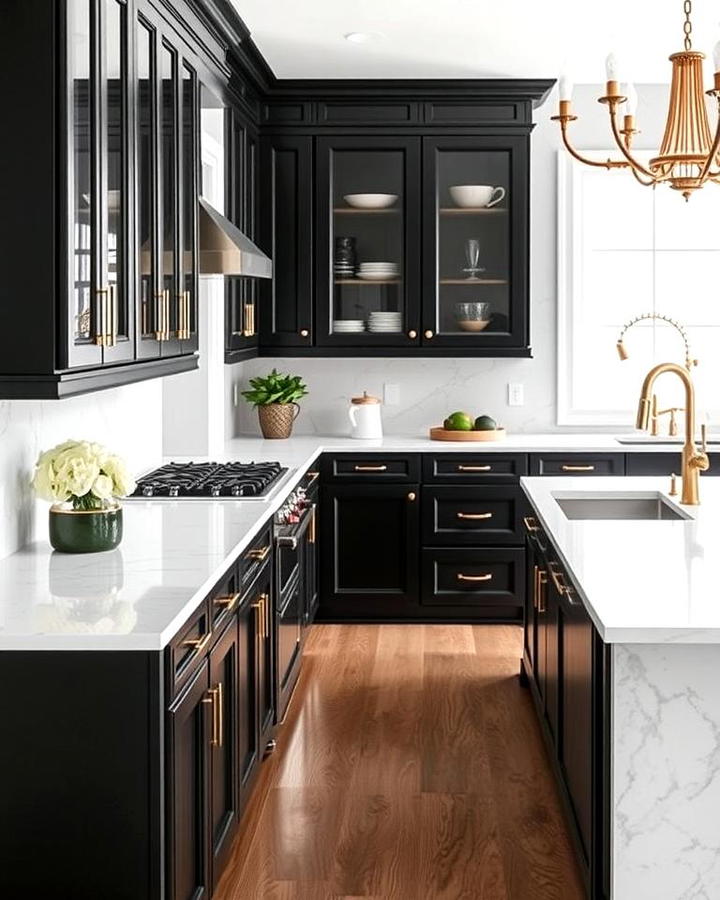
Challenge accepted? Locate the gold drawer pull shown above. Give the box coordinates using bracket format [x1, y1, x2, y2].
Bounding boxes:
[306, 470, 320, 485]
[354, 464, 388, 472]
[456, 511, 493, 520]
[457, 464, 492, 472]
[457, 573, 493, 583]
[523, 515, 539, 533]
[214, 592, 240, 612]
[182, 630, 212, 654]
[216, 681, 223, 747]
[549, 562, 574, 598]
[247, 545, 270, 562]
[561, 464, 595, 472]
[537, 568, 547, 612]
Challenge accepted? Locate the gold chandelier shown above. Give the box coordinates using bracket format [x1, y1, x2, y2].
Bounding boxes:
[552, 0, 720, 199]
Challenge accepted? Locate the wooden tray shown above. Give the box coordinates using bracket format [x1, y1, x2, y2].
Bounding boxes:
[429, 426, 506, 442]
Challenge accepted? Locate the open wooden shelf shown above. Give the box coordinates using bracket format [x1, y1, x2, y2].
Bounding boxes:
[333, 207, 400, 214]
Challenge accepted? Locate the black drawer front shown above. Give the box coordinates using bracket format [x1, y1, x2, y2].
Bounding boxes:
[167, 598, 212, 698]
[423, 485, 524, 545]
[530, 453, 626, 476]
[421, 548, 524, 608]
[423, 452, 527, 483]
[240, 526, 273, 591]
[626, 451, 719, 476]
[322, 453, 420, 482]
[209, 564, 242, 633]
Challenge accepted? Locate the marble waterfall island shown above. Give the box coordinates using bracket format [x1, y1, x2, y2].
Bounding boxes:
[521, 476, 720, 900]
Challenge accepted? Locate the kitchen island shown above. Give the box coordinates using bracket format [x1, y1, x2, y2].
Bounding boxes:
[521, 475, 720, 900]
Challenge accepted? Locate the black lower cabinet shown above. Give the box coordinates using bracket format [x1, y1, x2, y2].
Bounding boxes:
[168, 659, 213, 900]
[320, 482, 420, 619]
[522, 516, 611, 900]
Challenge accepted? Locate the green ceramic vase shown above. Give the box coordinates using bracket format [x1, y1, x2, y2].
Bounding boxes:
[49, 503, 123, 554]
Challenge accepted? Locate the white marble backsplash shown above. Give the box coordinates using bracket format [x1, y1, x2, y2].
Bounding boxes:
[0, 381, 163, 560]
[613, 643, 720, 899]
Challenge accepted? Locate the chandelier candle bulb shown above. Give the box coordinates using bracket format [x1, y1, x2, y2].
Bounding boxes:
[713, 39, 720, 72]
[625, 82, 638, 115]
[559, 74, 574, 102]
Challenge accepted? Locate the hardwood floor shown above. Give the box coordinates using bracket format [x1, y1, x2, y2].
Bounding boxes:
[215, 624, 585, 900]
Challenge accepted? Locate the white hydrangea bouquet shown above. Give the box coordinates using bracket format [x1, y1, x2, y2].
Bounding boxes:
[33, 440, 136, 511]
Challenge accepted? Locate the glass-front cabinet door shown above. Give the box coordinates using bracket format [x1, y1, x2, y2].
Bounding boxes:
[316, 137, 421, 348]
[422, 136, 529, 351]
[67, 0, 133, 368]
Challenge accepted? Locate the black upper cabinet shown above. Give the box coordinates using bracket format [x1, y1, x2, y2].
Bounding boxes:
[259, 135, 314, 348]
[315, 136, 421, 348]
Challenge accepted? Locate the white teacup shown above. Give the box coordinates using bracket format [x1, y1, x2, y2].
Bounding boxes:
[449, 184, 506, 209]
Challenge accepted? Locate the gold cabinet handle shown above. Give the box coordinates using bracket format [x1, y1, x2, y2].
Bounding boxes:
[457, 573, 493, 582]
[176, 290, 190, 340]
[306, 470, 320, 485]
[300, 329, 309, 337]
[94, 287, 108, 346]
[456, 511, 492, 520]
[247, 544, 270, 562]
[354, 464, 388, 472]
[424, 329, 434, 339]
[214, 591, 240, 613]
[407, 492, 416, 501]
[561, 464, 595, 472]
[216, 681, 223, 747]
[408, 329, 418, 339]
[243, 301, 255, 338]
[537, 568, 547, 612]
[261, 592, 269, 639]
[523, 516, 539, 533]
[457, 464, 491, 472]
[533, 564, 539, 610]
[309, 506, 316, 544]
[205, 685, 222, 747]
[155, 290, 171, 341]
[548, 562, 573, 598]
[252, 597, 263, 641]
[182, 630, 212, 654]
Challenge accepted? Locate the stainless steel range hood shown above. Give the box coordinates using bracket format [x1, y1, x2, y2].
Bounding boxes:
[198, 196, 272, 278]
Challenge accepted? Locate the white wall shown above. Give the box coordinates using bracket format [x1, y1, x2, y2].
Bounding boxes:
[0, 381, 163, 560]
[226, 84, 671, 439]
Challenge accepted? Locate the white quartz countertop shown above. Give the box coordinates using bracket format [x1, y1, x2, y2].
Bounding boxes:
[0, 431, 707, 651]
[521, 476, 720, 644]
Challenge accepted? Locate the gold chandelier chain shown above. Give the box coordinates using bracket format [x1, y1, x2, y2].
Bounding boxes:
[683, 0, 692, 51]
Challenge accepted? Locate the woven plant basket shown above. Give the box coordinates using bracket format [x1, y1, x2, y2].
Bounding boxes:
[257, 403, 300, 439]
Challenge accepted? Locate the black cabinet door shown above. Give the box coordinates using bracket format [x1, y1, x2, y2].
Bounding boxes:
[167, 660, 211, 900]
[558, 583, 594, 866]
[543, 564, 561, 746]
[304, 501, 319, 627]
[208, 615, 239, 891]
[421, 135, 530, 351]
[524, 542, 540, 675]
[315, 135, 422, 349]
[237, 589, 260, 811]
[259, 135, 313, 347]
[254, 565, 275, 753]
[320, 483, 420, 619]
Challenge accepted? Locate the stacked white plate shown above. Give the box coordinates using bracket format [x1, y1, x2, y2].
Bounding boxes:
[333, 319, 365, 333]
[368, 311, 403, 333]
[357, 262, 399, 281]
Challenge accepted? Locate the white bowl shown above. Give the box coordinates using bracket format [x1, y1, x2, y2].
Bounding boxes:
[344, 193, 399, 210]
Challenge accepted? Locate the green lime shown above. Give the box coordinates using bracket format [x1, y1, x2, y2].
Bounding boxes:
[474, 414, 497, 431]
[444, 411, 474, 431]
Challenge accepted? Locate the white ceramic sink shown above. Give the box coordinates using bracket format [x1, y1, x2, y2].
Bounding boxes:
[553, 492, 690, 521]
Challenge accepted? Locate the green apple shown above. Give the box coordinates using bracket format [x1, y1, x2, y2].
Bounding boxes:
[444, 411, 474, 431]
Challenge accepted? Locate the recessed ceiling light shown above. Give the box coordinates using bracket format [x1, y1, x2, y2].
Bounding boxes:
[344, 32, 385, 44]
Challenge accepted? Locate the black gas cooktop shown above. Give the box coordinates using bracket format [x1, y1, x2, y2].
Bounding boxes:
[130, 461, 288, 499]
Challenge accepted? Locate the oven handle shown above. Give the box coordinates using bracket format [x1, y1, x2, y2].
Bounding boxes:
[276, 503, 315, 549]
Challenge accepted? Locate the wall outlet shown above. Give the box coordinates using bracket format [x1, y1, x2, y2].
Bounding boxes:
[384, 383, 400, 406]
[507, 383, 524, 406]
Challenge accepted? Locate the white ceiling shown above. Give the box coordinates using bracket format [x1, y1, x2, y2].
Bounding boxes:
[230, 0, 720, 83]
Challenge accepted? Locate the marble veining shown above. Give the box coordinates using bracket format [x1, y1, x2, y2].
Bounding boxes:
[613, 643, 720, 899]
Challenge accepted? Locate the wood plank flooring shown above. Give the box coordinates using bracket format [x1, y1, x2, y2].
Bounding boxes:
[215, 624, 585, 900]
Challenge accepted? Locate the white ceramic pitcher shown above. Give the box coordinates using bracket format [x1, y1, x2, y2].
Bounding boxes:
[349, 391, 383, 439]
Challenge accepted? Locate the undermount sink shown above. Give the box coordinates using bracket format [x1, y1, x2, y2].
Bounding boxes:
[554, 492, 690, 521]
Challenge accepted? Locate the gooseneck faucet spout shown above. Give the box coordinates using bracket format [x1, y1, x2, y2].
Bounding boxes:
[636, 362, 709, 504]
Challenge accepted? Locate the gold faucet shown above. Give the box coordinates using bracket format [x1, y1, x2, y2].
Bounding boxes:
[636, 362, 709, 504]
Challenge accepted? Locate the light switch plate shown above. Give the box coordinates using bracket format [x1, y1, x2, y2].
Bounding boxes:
[508, 383, 524, 406]
[384, 383, 400, 406]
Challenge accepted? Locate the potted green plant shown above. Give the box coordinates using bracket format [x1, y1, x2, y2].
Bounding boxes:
[32, 440, 136, 553]
[241, 368, 308, 439]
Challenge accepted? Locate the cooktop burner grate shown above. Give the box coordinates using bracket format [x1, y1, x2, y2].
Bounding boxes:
[131, 461, 287, 498]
